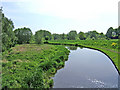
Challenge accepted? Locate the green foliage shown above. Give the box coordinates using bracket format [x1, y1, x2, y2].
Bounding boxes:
[2, 44, 70, 89]
[61, 33, 65, 40]
[35, 30, 52, 44]
[98, 32, 106, 39]
[53, 34, 59, 40]
[41, 30, 52, 40]
[2, 13, 17, 51]
[23, 68, 45, 88]
[14, 27, 33, 44]
[49, 39, 118, 51]
[52, 33, 64, 40]
[51, 30, 107, 41]
[45, 36, 49, 41]
[29, 35, 35, 44]
[106, 27, 114, 38]
[35, 31, 43, 44]
[106, 27, 120, 39]
[85, 30, 99, 40]
[52, 33, 66, 40]
[67, 30, 77, 40]
[78, 31, 86, 40]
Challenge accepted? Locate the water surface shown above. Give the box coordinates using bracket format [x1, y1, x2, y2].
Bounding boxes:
[53, 46, 118, 88]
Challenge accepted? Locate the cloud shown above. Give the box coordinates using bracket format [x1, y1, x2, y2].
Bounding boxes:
[10, 0, 118, 21]
[2, 0, 119, 20]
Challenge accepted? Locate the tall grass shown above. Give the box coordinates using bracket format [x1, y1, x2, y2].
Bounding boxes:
[2, 44, 70, 88]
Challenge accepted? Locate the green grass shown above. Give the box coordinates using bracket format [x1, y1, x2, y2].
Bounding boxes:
[48, 39, 119, 71]
[2, 40, 119, 88]
[2, 44, 70, 89]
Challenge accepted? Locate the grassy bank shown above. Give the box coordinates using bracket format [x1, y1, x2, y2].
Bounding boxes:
[2, 44, 70, 88]
[48, 40, 119, 71]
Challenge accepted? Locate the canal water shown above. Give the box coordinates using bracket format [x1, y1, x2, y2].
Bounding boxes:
[52, 46, 119, 88]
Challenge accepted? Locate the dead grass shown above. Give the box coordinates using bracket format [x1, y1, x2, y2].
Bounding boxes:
[11, 44, 52, 53]
[1, 59, 8, 63]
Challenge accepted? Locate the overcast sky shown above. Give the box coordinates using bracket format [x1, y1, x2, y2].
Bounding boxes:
[1, 0, 119, 34]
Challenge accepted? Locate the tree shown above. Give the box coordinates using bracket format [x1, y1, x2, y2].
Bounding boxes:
[14, 27, 32, 44]
[37, 30, 52, 40]
[35, 30, 46, 44]
[98, 32, 106, 39]
[90, 31, 98, 39]
[85, 30, 99, 40]
[53, 34, 60, 40]
[106, 27, 114, 38]
[78, 31, 86, 40]
[52, 33, 66, 40]
[112, 27, 120, 39]
[2, 13, 17, 51]
[67, 30, 77, 40]
[61, 33, 65, 40]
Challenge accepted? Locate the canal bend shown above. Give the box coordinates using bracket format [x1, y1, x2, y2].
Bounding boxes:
[52, 46, 119, 88]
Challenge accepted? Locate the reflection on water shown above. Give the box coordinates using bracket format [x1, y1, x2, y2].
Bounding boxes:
[67, 46, 84, 50]
[53, 47, 119, 88]
[67, 46, 77, 50]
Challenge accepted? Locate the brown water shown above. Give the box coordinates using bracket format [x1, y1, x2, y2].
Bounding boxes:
[52, 46, 119, 88]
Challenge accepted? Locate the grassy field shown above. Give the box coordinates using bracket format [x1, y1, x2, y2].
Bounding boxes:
[2, 44, 70, 88]
[2, 40, 119, 88]
[48, 39, 120, 71]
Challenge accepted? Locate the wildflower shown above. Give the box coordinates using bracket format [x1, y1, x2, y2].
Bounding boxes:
[111, 42, 117, 46]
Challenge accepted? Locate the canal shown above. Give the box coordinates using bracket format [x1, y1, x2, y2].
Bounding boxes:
[52, 46, 119, 88]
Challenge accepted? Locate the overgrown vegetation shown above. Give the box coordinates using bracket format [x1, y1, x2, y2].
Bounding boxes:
[2, 44, 70, 88]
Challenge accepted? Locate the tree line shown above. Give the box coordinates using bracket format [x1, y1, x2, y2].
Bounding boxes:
[2, 13, 120, 52]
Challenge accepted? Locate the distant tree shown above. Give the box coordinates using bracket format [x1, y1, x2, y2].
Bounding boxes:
[14, 27, 33, 44]
[67, 30, 77, 40]
[37, 30, 52, 40]
[107, 27, 120, 39]
[35, 30, 43, 44]
[53, 34, 60, 40]
[78, 31, 86, 40]
[2, 13, 17, 51]
[106, 27, 114, 38]
[61, 33, 65, 40]
[90, 30, 98, 39]
[52, 33, 66, 40]
[85, 30, 99, 40]
[98, 32, 106, 39]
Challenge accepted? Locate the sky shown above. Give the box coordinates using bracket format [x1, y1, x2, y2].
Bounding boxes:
[1, 0, 120, 34]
